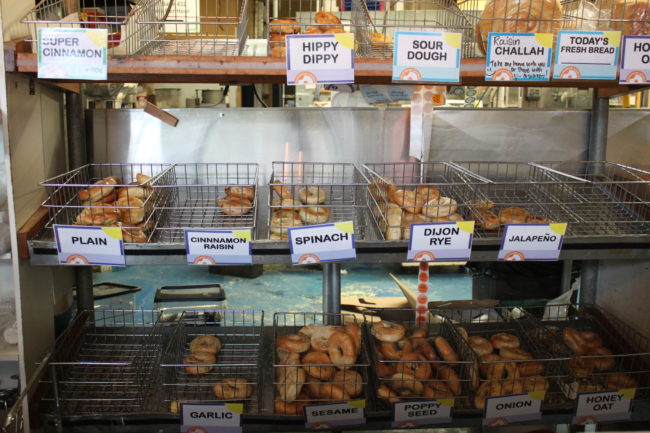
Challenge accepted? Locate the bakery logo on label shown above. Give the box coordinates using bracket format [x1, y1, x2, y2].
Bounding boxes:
[184, 229, 252, 266]
[294, 71, 318, 84]
[503, 251, 525, 261]
[560, 66, 581, 79]
[288, 222, 356, 265]
[412, 251, 436, 261]
[54, 225, 125, 267]
[492, 69, 514, 81]
[626, 70, 647, 83]
[400, 68, 422, 81]
[304, 400, 366, 429]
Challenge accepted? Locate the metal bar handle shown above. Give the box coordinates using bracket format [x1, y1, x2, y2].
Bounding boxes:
[444, 161, 494, 184]
[528, 162, 592, 183]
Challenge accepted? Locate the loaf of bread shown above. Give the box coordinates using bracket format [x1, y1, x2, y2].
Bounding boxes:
[610, 0, 650, 35]
[476, 0, 564, 54]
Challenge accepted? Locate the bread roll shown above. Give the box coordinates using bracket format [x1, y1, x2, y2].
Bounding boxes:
[476, 0, 564, 54]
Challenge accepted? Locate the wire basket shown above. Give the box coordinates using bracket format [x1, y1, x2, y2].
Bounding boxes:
[157, 310, 263, 414]
[433, 306, 571, 411]
[363, 309, 477, 411]
[152, 163, 258, 243]
[561, 0, 650, 35]
[136, 0, 250, 56]
[21, 0, 148, 57]
[523, 303, 650, 401]
[529, 161, 650, 237]
[351, 0, 480, 58]
[266, 0, 355, 57]
[273, 312, 370, 415]
[40, 309, 163, 417]
[361, 162, 486, 241]
[39, 163, 172, 243]
[268, 162, 368, 241]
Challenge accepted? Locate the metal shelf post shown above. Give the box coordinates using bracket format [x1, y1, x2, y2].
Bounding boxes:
[322, 263, 341, 323]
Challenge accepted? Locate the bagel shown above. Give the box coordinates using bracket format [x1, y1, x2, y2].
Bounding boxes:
[409, 328, 428, 339]
[423, 197, 457, 218]
[314, 11, 342, 32]
[217, 196, 252, 216]
[436, 365, 461, 396]
[276, 365, 306, 402]
[272, 180, 294, 200]
[225, 186, 255, 201]
[500, 347, 533, 361]
[298, 186, 327, 205]
[380, 338, 413, 361]
[121, 227, 148, 243]
[604, 373, 637, 390]
[277, 349, 301, 365]
[378, 384, 400, 403]
[391, 189, 424, 214]
[344, 323, 362, 354]
[75, 206, 120, 226]
[415, 186, 440, 202]
[275, 393, 310, 414]
[423, 381, 453, 399]
[213, 378, 253, 400]
[479, 354, 506, 379]
[298, 323, 324, 337]
[499, 206, 531, 224]
[477, 209, 500, 230]
[332, 369, 363, 397]
[298, 206, 330, 224]
[471, 199, 495, 209]
[490, 333, 520, 349]
[434, 336, 458, 366]
[581, 331, 604, 349]
[78, 176, 119, 202]
[410, 337, 437, 361]
[589, 346, 616, 371]
[269, 19, 301, 34]
[328, 332, 357, 367]
[468, 336, 493, 357]
[372, 321, 406, 342]
[302, 351, 335, 380]
[189, 335, 221, 355]
[277, 334, 311, 353]
[389, 373, 424, 397]
[311, 326, 339, 352]
[527, 216, 551, 224]
[518, 361, 545, 377]
[395, 353, 432, 380]
[568, 356, 594, 376]
[378, 360, 395, 378]
[183, 352, 216, 375]
[563, 328, 588, 355]
[270, 210, 302, 235]
[315, 383, 350, 401]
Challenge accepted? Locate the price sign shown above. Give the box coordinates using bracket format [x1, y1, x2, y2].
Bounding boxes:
[184, 229, 252, 265]
[485, 33, 552, 82]
[392, 32, 461, 83]
[286, 34, 354, 85]
[38, 28, 107, 80]
[483, 392, 545, 426]
[553, 30, 620, 80]
[304, 400, 366, 429]
[573, 389, 635, 425]
[620, 36, 650, 84]
[54, 225, 125, 266]
[288, 222, 356, 265]
[498, 223, 567, 261]
[392, 399, 454, 428]
[181, 403, 243, 433]
[407, 221, 474, 262]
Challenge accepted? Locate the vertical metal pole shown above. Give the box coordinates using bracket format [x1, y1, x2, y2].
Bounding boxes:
[323, 263, 341, 324]
[561, 259, 573, 293]
[66, 91, 93, 312]
[580, 89, 609, 304]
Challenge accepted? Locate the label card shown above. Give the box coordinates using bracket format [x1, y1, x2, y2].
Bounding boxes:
[483, 392, 544, 426]
[38, 28, 108, 80]
[573, 389, 635, 425]
[498, 223, 567, 261]
[407, 221, 474, 262]
[181, 403, 243, 433]
[304, 400, 366, 429]
[54, 224, 124, 266]
[620, 36, 650, 84]
[288, 222, 356, 265]
[184, 229, 252, 265]
[286, 34, 354, 85]
[486, 33, 552, 81]
[392, 32, 461, 83]
[392, 399, 454, 428]
[553, 31, 621, 80]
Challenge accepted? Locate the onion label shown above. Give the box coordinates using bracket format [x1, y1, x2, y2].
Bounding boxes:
[288, 222, 356, 265]
[620, 36, 650, 84]
[180, 402, 243, 433]
[392, 32, 461, 83]
[392, 399, 454, 427]
[573, 389, 635, 425]
[184, 229, 252, 265]
[553, 30, 620, 80]
[286, 34, 354, 85]
[485, 33, 553, 82]
[304, 400, 366, 429]
[54, 224, 124, 266]
[38, 28, 107, 80]
[498, 223, 567, 261]
[483, 391, 544, 426]
[407, 221, 474, 262]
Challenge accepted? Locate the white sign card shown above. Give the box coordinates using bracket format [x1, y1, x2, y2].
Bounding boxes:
[553, 31, 621, 80]
[485, 33, 552, 81]
[483, 392, 544, 426]
[184, 229, 252, 265]
[573, 389, 635, 425]
[38, 28, 107, 80]
[392, 399, 454, 427]
[288, 222, 356, 265]
[620, 36, 650, 84]
[54, 225, 124, 266]
[304, 400, 366, 429]
[180, 403, 243, 433]
[407, 221, 474, 262]
[498, 223, 567, 261]
[286, 34, 355, 85]
[392, 32, 461, 83]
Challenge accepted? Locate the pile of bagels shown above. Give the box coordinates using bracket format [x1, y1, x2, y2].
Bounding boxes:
[471, 200, 551, 230]
[269, 181, 330, 240]
[216, 185, 255, 216]
[274, 322, 363, 414]
[371, 320, 463, 403]
[74, 173, 155, 243]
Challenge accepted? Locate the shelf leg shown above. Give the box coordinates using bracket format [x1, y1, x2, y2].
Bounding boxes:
[588, 89, 608, 161]
[65, 91, 87, 168]
[322, 263, 341, 324]
[75, 267, 94, 312]
[580, 260, 599, 304]
[561, 259, 573, 293]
